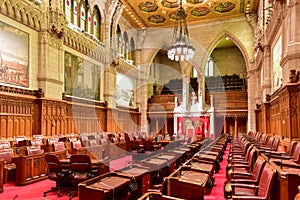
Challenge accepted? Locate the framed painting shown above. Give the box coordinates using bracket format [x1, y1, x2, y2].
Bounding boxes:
[0, 21, 29, 87]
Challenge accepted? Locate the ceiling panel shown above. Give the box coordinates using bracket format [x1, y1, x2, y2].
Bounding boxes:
[121, 0, 259, 28]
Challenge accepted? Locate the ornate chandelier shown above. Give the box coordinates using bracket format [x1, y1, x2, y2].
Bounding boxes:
[167, 0, 195, 61]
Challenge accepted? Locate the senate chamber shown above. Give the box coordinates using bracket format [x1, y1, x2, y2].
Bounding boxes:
[0, 0, 300, 199]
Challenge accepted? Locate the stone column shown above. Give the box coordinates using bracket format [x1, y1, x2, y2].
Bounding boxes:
[180, 61, 193, 113]
[224, 116, 227, 134]
[261, 45, 272, 101]
[164, 118, 168, 133]
[281, 1, 300, 84]
[103, 61, 117, 108]
[235, 115, 238, 136]
[38, 1, 65, 99]
[197, 75, 204, 110]
[247, 62, 258, 131]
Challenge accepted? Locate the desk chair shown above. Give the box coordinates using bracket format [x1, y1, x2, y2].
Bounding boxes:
[44, 154, 69, 197]
[225, 162, 276, 200]
[68, 154, 92, 200]
[0, 149, 16, 183]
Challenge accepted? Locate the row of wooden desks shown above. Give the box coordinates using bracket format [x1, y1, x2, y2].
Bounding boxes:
[78, 141, 205, 200]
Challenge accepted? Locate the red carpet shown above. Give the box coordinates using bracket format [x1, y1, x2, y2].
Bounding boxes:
[0, 149, 228, 200]
[205, 145, 229, 200]
[0, 179, 78, 200]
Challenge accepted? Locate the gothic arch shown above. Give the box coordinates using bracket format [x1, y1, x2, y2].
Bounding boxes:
[204, 31, 250, 73]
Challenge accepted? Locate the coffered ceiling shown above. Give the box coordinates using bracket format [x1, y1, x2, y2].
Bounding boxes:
[120, 0, 259, 28]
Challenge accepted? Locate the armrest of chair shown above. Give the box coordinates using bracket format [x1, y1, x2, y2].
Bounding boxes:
[230, 183, 258, 189]
[231, 164, 250, 169]
[230, 172, 252, 177]
[229, 179, 257, 184]
[232, 196, 266, 200]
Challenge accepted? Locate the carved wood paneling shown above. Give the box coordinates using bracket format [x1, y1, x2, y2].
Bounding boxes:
[256, 83, 300, 141]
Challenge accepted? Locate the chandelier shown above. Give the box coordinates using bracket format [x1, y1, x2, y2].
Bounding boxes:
[167, 0, 195, 61]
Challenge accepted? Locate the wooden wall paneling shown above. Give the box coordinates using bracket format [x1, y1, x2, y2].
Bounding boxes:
[289, 87, 299, 140]
[0, 115, 7, 138]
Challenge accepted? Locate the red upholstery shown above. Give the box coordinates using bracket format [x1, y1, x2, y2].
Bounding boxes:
[226, 156, 266, 185]
[0, 149, 16, 183]
[130, 140, 140, 151]
[53, 142, 66, 152]
[27, 146, 44, 156]
[226, 163, 276, 200]
[44, 154, 68, 197]
[0, 141, 11, 150]
[68, 154, 92, 199]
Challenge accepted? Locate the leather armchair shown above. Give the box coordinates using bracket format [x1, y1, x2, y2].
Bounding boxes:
[225, 163, 276, 200]
[0, 149, 16, 183]
[44, 154, 69, 197]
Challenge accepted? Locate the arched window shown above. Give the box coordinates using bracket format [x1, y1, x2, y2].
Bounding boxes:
[93, 6, 101, 41]
[123, 32, 129, 60]
[64, 0, 72, 23]
[117, 25, 122, 56]
[129, 37, 135, 62]
[87, 11, 91, 34]
[73, 1, 78, 26]
[205, 57, 215, 77]
[79, 2, 86, 31]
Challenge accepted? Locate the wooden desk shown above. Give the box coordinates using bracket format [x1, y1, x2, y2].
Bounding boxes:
[141, 158, 169, 187]
[14, 154, 47, 185]
[79, 173, 131, 200]
[138, 192, 185, 200]
[154, 154, 177, 172]
[59, 158, 110, 175]
[164, 168, 207, 200]
[115, 165, 151, 195]
[269, 159, 300, 200]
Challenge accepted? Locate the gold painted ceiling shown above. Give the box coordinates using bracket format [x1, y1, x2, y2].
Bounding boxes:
[120, 0, 259, 28]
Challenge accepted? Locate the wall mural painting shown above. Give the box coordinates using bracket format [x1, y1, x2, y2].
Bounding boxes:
[0, 21, 29, 87]
[64, 52, 101, 100]
[272, 34, 282, 92]
[116, 72, 134, 107]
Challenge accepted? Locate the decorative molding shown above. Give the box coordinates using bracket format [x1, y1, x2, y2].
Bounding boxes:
[0, 0, 43, 31]
[280, 53, 300, 67]
[37, 77, 63, 85]
[0, 85, 44, 97]
[63, 27, 108, 63]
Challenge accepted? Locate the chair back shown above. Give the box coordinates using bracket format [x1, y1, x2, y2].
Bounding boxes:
[271, 138, 280, 151]
[0, 141, 11, 149]
[130, 140, 140, 151]
[45, 154, 62, 173]
[287, 141, 297, 156]
[72, 140, 83, 149]
[143, 140, 155, 151]
[257, 163, 276, 199]
[265, 137, 275, 147]
[70, 154, 91, 173]
[252, 156, 266, 182]
[27, 146, 44, 156]
[260, 134, 268, 145]
[292, 143, 300, 164]
[247, 148, 257, 171]
[0, 149, 14, 163]
[48, 138, 59, 145]
[53, 142, 66, 151]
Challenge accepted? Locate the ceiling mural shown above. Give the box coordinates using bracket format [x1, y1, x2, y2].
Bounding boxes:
[191, 7, 211, 17]
[121, 0, 259, 28]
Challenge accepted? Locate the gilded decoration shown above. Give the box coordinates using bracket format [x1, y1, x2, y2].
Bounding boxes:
[148, 14, 166, 24]
[215, 2, 236, 13]
[161, 0, 179, 8]
[138, 1, 158, 12]
[191, 7, 210, 17]
[187, 0, 205, 4]
[169, 10, 187, 20]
